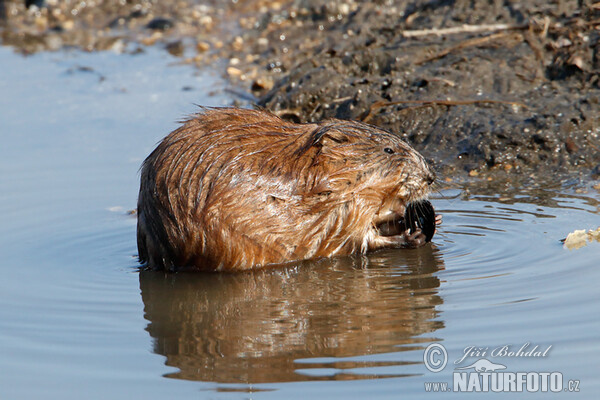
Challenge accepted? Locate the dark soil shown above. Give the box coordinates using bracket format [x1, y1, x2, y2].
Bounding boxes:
[2, 0, 599, 183]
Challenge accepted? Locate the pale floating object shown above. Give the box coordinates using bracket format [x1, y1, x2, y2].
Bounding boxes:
[563, 227, 600, 250]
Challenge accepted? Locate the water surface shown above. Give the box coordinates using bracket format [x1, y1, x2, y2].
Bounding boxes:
[0, 46, 599, 399]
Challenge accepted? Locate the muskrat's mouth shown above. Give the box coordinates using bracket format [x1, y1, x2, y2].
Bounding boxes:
[375, 212, 407, 237]
[375, 200, 436, 242]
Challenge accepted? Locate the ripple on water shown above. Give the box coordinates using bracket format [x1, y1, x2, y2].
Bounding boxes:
[2, 53, 600, 396]
[428, 189, 600, 380]
[128, 188, 600, 388]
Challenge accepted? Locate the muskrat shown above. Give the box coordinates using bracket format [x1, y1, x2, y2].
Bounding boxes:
[137, 107, 440, 271]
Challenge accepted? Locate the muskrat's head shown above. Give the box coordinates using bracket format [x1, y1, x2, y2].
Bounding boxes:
[302, 119, 435, 238]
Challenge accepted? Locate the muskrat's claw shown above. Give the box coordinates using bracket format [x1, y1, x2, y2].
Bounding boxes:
[434, 214, 442, 234]
[385, 228, 427, 248]
[404, 228, 427, 248]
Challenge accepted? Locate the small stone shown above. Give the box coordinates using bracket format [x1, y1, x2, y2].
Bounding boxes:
[62, 20, 74, 31]
[251, 77, 274, 91]
[166, 41, 184, 57]
[554, 37, 572, 48]
[34, 15, 48, 31]
[109, 39, 125, 54]
[45, 34, 63, 51]
[570, 55, 585, 70]
[141, 32, 163, 46]
[469, 170, 479, 177]
[227, 67, 242, 77]
[565, 137, 578, 153]
[232, 36, 244, 51]
[196, 41, 210, 52]
[338, 3, 350, 14]
[199, 15, 213, 26]
[146, 18, 174, 31]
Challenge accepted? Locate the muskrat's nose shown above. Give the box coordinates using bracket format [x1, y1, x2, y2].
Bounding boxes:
[425, 171, 435, 185]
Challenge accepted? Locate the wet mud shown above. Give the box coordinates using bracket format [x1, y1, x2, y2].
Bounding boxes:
[1, 0, 599, 182]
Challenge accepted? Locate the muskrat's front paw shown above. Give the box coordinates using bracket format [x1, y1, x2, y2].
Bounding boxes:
[388, 228, 427, 248]
[405, 228, 428, 248]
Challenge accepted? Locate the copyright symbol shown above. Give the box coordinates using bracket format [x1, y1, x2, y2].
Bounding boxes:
[424, 343, 447, 373]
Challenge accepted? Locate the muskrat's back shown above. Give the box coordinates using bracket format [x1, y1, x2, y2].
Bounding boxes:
[137, 107, 435, 271]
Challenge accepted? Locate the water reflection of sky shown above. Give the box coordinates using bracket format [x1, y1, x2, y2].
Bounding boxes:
[0, 46, 599, 399]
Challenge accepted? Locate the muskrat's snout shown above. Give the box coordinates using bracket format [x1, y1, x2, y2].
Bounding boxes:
[411, 151, 436, 188]
[425, 170, 436, 186]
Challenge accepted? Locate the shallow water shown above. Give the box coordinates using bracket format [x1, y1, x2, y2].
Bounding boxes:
[1, 46, 599, 399]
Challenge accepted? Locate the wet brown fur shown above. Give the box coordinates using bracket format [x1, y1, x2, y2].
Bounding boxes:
[137, 107, 434, 271]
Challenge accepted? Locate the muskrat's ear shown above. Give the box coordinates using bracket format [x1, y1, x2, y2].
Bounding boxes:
[320, 129, 349, 146]
[298, 125, 349, 155]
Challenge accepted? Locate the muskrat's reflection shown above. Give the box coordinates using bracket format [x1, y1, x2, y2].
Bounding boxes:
[140, 246, 445, 383]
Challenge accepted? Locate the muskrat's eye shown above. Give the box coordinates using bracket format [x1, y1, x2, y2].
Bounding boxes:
[384, 147, 395, 154]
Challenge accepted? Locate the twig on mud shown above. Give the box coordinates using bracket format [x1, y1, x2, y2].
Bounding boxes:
[415, 31, 520, 65]
[539, 16, 551, 38]
[587, 140, 600, 153]
[523, 28, 545, 80]
[402, 23, 528, 38]
[362, 99, 528, 123]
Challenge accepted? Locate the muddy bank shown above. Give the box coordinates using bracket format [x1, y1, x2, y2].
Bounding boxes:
[249, 0, 600, 180]
[1, 0, 599, 181]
